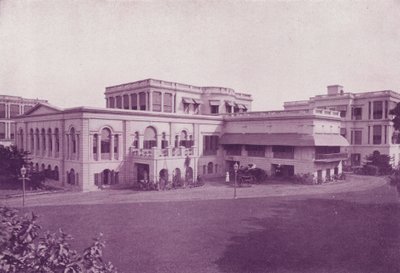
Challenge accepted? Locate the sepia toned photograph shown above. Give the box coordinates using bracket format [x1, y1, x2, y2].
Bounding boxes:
[1, 1, 400, 272]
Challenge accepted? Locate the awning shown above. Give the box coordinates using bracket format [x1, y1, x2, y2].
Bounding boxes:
[236, 103, 246, 109]
[182, 97, 193, 104]
[192, 98, 203, 104]
[225, 101, 235, 107]
[209, 100, 220, 106]
[220, 133, 349, 147]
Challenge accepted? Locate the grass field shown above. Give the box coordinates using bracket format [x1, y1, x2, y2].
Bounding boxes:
[24, 183, 400, 273]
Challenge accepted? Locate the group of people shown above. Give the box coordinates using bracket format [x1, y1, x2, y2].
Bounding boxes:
[138, 172, 203, 191]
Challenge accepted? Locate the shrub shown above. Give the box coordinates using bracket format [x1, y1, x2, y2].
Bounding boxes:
[292, 173, 316, 185]
[361, 151, 393, 176]
[0, 207, 119, 273]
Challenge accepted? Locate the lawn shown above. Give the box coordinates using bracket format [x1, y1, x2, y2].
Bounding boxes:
[22, 183, 400, 273]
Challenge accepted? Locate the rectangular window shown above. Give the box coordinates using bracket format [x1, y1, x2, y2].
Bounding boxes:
[131, 93, 138, 110]
[340, 128, 346, 138]
[0, 104, 5, 118]
[272, 146, 294, 159]
[246, 145, 265, 157]
[353, 130, 362, 145]
[139, 92, 146, 110]
[340, 111, 346, 118]
[385, 100, 389, 119]
[163, 93, 172, 113]
[352, 107, 362, 120]
[373, 125, 382, 144]
[384, 125, 387, 144]
[203, 135, 219, 155]
[210, 105, 219, 114]
[10, 123, 15, 139]
[109, 97, 115, 108]
[152, 91, 162, 112]
[368, 101, 371, 119]
[351, 153, 361, 166]
[0, 122, 5, 139]
[116, 96, 122, 109]
[224, 145, 242, 156]
[184, 103, 190, 114]
[193, 104, 199, 114]
[161, 140, 168, 149]
[123, 95, 129, 109]
[373, 101, 383, 119]
[368, 126, 370, 144]
[9, 105, 19, 118]
[143, 140, 157, 149]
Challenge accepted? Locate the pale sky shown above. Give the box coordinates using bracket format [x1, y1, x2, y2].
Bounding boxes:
[1, 0, 400, 111]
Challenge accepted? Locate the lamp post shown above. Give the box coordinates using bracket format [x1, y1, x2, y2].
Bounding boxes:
[233, 162, 239, 199]
[20, 165, 27, 207]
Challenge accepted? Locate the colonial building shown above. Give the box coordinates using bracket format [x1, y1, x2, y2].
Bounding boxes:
[14, 79, 349, 191]
[0, 95, 47, 146]
[284, 85, 400, 167]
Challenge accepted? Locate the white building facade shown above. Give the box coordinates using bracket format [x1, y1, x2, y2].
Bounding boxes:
[284, 85, 400, 167]
[14, 79, 349, 191]
[0, 95, 46, 146]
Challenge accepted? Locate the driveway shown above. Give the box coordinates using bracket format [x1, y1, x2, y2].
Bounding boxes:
[1, 174, 392, 208]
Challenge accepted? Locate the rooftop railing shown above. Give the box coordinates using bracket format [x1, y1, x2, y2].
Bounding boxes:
[224, 108, 340, 119]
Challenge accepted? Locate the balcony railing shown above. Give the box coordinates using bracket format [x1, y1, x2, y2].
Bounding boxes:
[315, 152, 348, 161]
[130, 146, 196, 159]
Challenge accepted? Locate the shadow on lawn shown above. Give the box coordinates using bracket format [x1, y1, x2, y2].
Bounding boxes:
[215, 198, 400, 273]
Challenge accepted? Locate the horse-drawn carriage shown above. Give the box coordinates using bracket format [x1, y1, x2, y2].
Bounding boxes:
[234, 165, 267, 186]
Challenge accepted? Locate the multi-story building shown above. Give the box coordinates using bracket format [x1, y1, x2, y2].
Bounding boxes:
[0, 95, 47, 146]
[14, 79, 348, 191]
[284, 85, 400, 167]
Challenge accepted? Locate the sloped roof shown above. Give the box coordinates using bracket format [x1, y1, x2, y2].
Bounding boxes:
[21, 102, 63, 116]
[220, 133, 349, 147]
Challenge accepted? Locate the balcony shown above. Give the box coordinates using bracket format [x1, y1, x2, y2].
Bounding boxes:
[130, 146, 197, 159]
[314, 152, 348, 162]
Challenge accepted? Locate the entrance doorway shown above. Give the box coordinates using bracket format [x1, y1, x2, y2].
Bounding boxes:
[137, 164, 150, 182]
[271, 164, 294, 177]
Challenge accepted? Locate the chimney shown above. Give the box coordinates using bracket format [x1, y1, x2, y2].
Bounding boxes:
[327, 85, 344, 96]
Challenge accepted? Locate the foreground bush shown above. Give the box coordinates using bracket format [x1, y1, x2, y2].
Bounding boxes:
[0, 207, 119, 273]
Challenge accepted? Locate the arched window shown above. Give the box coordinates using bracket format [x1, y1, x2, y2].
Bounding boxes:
[133, 132, 139, 149]
[30, 128, 34, 152]
[93, 134, 98, 159]
[19, 128, 24, 149]
[161, 132, 168, 149]
[175, 135, 179, 148]
[41, 128, 46, 153]
[35, 129, 40, 151]
[54, 166, 59, 181]
[47, 128, 52, 156]
[143, 127, 157, 149]
[54, 128, 60, 154]
[114, 134, 119, 159]
[70, 127, 77, 154]
[180, 130, 188, 147]
[207, 162, 214, 174]
[101, 128, 111, 159]
[67, 168, 76, 185]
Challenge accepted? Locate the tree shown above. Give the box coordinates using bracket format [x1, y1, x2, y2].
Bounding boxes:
[0, 145, 29, 177]
[0, 207, 119, 273]
[363, 151, 393, 175]
[389, 102, 400, 130]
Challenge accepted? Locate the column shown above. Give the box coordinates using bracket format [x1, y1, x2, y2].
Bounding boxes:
[161, 92, 164, 112]
[66, 134, 70, 160]
[128, 94, 132, 109]
[89, 134, 92, 161]
[138, 134, 143, 149]
[148, 91, 153, 111]
[97, 134, 101, 161]
[117, 134, 121, 160]
[51, 133, 56, 158]
[111, 134, 115, 160]
[76, 134, 80, 160]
